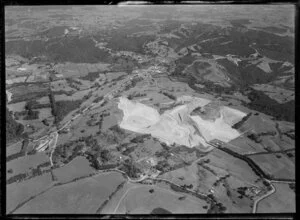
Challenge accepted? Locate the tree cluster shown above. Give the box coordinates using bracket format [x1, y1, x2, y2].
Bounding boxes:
[119, 159, 142, 179]
[246, 89, 294, 122]
[25, 100, 51, 110]
[6, 107, 24, 142]
[247, 133, 262, 143]
[93, 96, 104, 103]
[7, 173, 27, 185]
[127, 92, 147, 100]
[154, 160, 170, 172]
[155, 149, 171, 159]
[232, 113, 252, 129]
[159, 91, 177, 100]
[130, 134, 150, 144]
[207, 202, 227, 213]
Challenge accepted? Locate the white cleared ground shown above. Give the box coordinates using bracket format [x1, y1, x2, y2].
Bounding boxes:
[118, 96, 246, 149]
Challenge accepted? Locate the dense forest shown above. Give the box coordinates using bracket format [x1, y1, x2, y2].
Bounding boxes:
[244, 89, 294, 122]
[48, 89, 82, 124]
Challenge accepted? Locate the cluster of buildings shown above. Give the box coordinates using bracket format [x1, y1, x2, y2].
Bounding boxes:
[36, 139, 50, 152]
[137, 157, 161, 179]
[35, 132, 58, 153]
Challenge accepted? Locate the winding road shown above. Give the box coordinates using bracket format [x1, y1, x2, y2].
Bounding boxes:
[252, 181, 276, 213]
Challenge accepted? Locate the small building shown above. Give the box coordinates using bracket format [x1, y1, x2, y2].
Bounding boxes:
[17, 67, 27, 71]
[55, 74, 64, 78]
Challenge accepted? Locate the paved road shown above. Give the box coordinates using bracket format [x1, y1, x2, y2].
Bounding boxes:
[252, 181, 276, 213]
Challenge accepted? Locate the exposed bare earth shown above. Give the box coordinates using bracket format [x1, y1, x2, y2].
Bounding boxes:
[118, 96, 246, 150]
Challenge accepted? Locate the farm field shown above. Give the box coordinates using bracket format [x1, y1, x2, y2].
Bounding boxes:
[159, 161, 202, 192]
[249, 153, 295, 179]
[7, 153, 49, 180]
[114, 184, 208, 214]
[53, 62, 110, 78]
[227, 137, 267, 155]
[14, 172, 125, 214]
[7, 141, 23, 156]
[101, 181, 137, 214]
[270, 136, 294, 151]
[159, 155, 259, 213]
[7, 172, 54, 214]
[7, 101, 27, 112]
[257, 183, 295, 213]
[204, 149, 265, 188]
[101, 113, 119, 131]
[53, 156, 95, 183]
[37, 108, 52, 120]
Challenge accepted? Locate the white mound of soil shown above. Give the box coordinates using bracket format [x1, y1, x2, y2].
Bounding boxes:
[190, 114, 241, 143]
[221, 106, 247, 126]
[118, 97, 160, 133]
[118, 96, 245, 148]
[6, 90, 13, 103]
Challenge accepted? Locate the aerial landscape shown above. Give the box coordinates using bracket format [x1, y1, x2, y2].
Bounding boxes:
[5, 5, 295, 215]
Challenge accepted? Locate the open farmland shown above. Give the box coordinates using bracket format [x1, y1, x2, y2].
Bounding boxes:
[227, 136, 267, 155]
[7, 141, 23, 156]
[244, 114, 277, 134]
[101, 113, 119, 131]
[9, 83, 50, 103]
[6, 152, 49, 180]
[159, 160, 203, 192]
[114, 184, 208, 214]
[7, 172, 54, 214]
[53, 62, 110, 78]
[37, 108, 52, 120]
[101, 182, 138, 214]
[53, 156, 95, 183]
[203, 149, 265, 188]
[159, 155, 260, 213]
[14, 172, 125, 214]
[7, 101, 26, 113]
[257, 183, 295, 213]
[248, 153, 294, 180]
